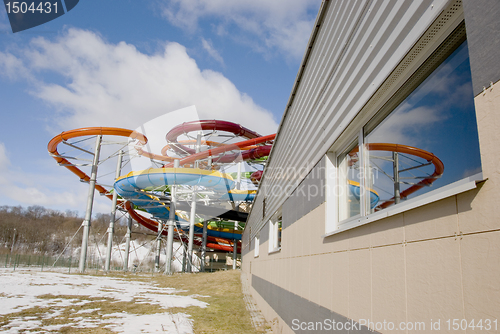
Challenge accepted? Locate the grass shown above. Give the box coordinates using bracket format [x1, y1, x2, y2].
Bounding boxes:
[151, 270, 265, 333]
[0, 269, 267, 334]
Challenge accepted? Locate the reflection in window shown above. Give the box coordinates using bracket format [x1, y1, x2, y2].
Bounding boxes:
[337, 140, 362, 221]
[363, 41, 480, 213]
[335, 41, 481, 223]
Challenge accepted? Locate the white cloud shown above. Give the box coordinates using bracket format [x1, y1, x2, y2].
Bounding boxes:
[201, 38, 224, 65]
[366, 105, 444, 145]
[157, 0, 320, 60]
[0, 51, 31, 80]
[7, 28, 278, 136]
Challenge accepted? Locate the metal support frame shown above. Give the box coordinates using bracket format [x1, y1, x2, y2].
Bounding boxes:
[200, 221, 207, 272]
[187, 132, 202, 273]
[393, 152, 401, 204]
[165, 159, 179, 274]
[155, 221, 163, 272]
[233, 161, 242, 270]
[123, 214, 133, 271]
[105, 150, 123, 271]
[79, 135, 102, 273]
[182, 249, 187, 272]
[232, 239, 238, 270]
[10, 228, 16, 253]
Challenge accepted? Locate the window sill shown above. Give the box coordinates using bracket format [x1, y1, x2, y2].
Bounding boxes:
[324, 173, 484, 237]
[268, 248, 281, 255]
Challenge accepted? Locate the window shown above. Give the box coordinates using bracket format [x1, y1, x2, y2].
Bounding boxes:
[337, 139, 363, 221]
[326, 39, 482, 234]
[268, 209, 282, 253]
[254, 233, 260, 257]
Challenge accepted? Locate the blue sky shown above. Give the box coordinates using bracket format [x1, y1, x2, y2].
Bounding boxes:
[0, 0, 321, 214]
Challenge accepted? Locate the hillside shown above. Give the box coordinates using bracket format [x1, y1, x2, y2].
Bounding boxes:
[0, 205, 151, 256]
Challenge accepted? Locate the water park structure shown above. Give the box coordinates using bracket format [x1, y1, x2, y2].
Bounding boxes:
[48, 120, 275, 273]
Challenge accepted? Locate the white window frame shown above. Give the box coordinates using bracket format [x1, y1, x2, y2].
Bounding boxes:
[324, 25, 484, 236]
[268, 209, 282, 253]
[254, 233, 260, 257]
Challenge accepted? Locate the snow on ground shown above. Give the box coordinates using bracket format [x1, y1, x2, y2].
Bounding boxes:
[82, 240, 200, 273]
[0, 268, 208, 333]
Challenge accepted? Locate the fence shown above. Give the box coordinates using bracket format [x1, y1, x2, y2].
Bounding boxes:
[0, 252, 240, 273]
[0, 253, 121, 273]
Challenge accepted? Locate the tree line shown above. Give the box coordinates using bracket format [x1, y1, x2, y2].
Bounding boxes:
[0, 205, 150, 256]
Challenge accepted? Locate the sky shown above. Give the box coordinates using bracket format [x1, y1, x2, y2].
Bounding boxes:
[0, 0, 322, 215]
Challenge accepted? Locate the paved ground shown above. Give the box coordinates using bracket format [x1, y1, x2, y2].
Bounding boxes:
[241, 276, 273, 333]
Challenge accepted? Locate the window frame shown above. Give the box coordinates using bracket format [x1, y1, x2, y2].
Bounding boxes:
[254, 233, 260, 257]
[268, 209, 282, 254]
[324, 24, 484, 236]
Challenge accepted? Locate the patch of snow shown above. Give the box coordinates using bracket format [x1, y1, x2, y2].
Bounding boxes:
[104, 312, 194, 333]
[0, 268, 207, 333]
[76, 307, 100, 314]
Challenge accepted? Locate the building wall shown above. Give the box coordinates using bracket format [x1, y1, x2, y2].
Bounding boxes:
[244, 81, 500, 334]
[242, 0, 500, 333]
[245, 0, 464, 240]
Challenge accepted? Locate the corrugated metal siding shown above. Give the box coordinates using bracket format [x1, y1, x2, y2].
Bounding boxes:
[282, 157, 326, 230]
[462, 0, 500, 95]
[247, 0, 460, 240]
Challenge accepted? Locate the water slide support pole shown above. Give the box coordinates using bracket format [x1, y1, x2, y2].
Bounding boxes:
[155, 221, 163, 272]
[201, 221, 207, 272]
[233, 161, 242, 270]
[79, 135, 102, 273]
[123, 214, 132, 271]
[10, 228, 16, 254]
[165, 159, 179, 274]
[187, 132, 202, 273]
[105, 150, 123, 271]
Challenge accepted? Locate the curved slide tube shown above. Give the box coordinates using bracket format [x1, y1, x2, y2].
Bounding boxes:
[350, 143, 444, 210]
[347, 180, 380, 209]
[164, 133, 276, 168]
[125, 202, 239, 252]
[166, 120, 262, 156]
[114, 168, 246, 240]
[47, 127, 147, 202]
[161, 120, 272, 165]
